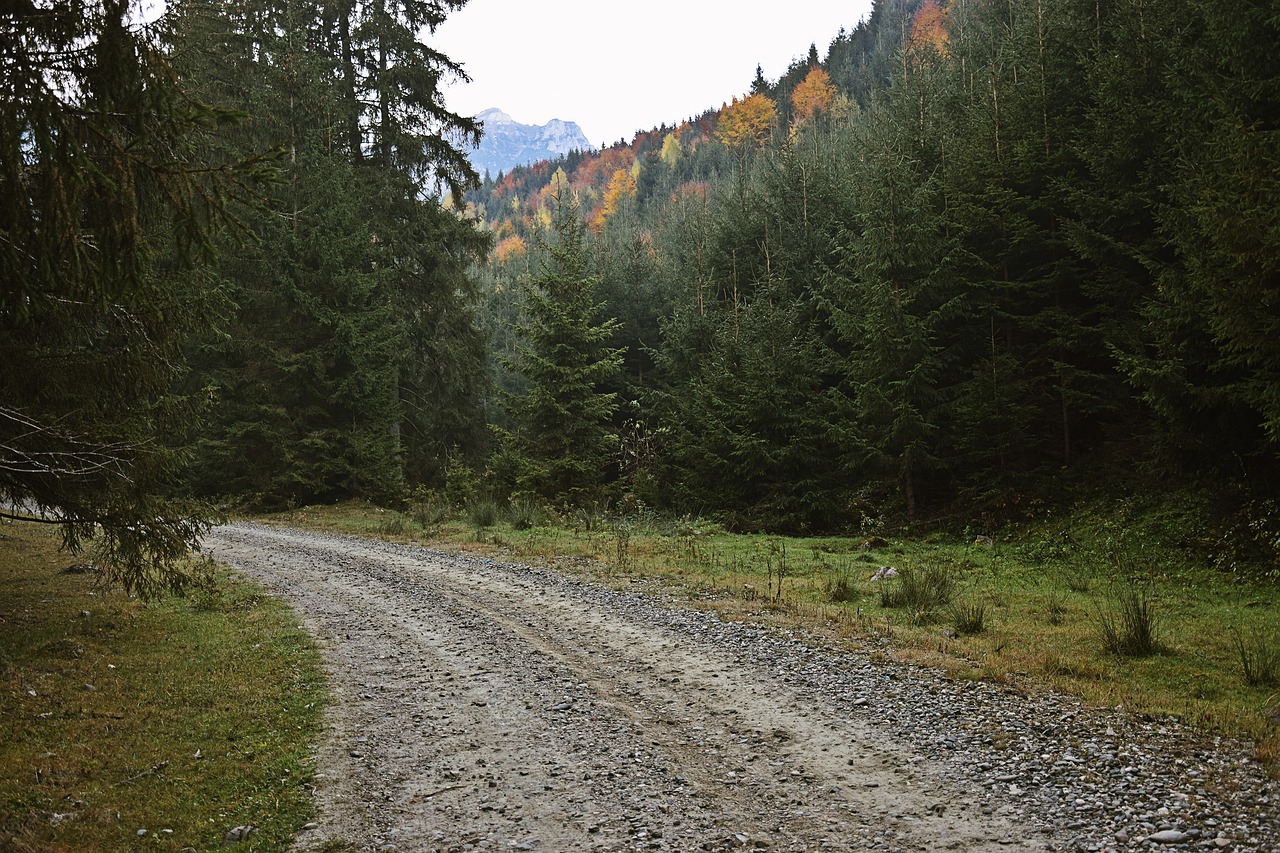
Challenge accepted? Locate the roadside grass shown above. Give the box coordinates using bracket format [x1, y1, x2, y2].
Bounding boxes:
[259, 499, 1280, 773]
[0, 524, 324, 851]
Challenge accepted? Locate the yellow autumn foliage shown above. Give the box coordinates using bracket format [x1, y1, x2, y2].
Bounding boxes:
[598, 168, 637, 225]
[716, 93, 777, 148]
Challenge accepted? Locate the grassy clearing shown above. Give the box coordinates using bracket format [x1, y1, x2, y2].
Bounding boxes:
[0, 524, 324, 851]
[264, 499, 1280, 772]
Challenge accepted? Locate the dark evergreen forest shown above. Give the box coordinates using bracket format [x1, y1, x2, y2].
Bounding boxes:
[5, 0, 1279, 591]
[466, 0, 1280, 552]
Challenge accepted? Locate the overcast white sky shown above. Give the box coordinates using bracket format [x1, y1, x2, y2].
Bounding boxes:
[433, 0, 876, 148]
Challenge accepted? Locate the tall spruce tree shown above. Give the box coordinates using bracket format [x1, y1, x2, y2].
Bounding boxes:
[1137, 0, 1280, 467]
[506, 196, 624, 502]
[176, 0, 490, 507]
[823, 101, 954, 524]
[1, 0, 269, 594]
[648, 135, 853, 530]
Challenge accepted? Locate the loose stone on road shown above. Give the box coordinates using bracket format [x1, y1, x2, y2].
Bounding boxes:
[206, 524, 1277, 852]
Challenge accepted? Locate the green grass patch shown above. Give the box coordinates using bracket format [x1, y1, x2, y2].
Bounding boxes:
[258, 498, 1280, 772]
[0, 524, 325, 851]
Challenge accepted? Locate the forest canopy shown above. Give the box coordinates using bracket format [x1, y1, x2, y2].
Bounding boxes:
[463, 0, 1280, 549]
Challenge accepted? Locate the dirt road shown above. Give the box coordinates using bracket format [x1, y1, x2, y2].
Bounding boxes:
[206, 524, 1274, 852]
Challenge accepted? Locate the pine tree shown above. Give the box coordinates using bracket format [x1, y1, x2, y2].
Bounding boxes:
[750, 63, 769, 95]
[1152, 0, 1280, 460]
[822, 109, 954, 524]
[506, 196, 625, 502]
[0, 0, 270, 594]
[176, 0, 490, 506]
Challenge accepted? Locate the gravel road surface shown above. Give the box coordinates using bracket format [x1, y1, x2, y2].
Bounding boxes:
[206, 523, 1278, 852]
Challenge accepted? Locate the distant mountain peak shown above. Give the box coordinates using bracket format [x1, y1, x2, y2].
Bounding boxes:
[470, 108, 592, 177]
[476, 107, 516, 125]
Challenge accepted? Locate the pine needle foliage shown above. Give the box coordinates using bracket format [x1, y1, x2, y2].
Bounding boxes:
[506, 195, 625, 503]
[1, 0, 273, 595]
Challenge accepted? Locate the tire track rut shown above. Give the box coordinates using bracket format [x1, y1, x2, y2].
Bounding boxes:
[207, 523, 1043, 852]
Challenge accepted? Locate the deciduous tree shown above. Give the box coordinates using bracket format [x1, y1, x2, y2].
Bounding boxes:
[716, 93, 778, 149]
[791, 66, 836, 123]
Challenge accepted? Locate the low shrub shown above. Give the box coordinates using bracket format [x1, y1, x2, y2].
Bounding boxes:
[377, 513, 409, 536]
[879, 563, 955, 623]
[467, 498, 499, 528]
[825, 569, 859, 603]
[410, 493, 451, 527]
[506, 497, 545, 530]
[951, 598, 987, 634]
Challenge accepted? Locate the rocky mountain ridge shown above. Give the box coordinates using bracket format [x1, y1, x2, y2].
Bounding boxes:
[469, 108, 593, 178]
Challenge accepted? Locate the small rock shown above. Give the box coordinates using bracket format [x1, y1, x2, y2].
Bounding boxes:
[870, 566, 899, 581]
[137, 829, 148, 837]
[1148, 829, 1187, 844]
[223, 825, 256, 845]
[80, 610, 91, 618]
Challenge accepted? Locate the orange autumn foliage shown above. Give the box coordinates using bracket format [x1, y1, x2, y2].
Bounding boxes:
[493, 234, 527, 264]
[909, 0, 950, 56]
[791, 66, 836, 123]
[572, 147, 635, 193]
